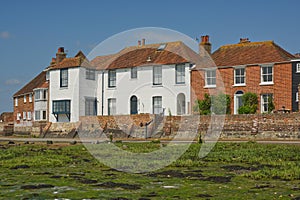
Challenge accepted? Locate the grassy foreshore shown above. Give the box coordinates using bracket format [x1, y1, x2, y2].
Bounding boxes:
[0, 141, 300, 199]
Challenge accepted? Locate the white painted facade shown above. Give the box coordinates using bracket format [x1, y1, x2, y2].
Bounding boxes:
[49, 67, 80, 122]
[33, 88, 48, 121]
[48, 63, 191, 123]
[98, 63, 191, 116]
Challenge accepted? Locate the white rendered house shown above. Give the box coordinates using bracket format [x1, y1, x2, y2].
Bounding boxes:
[48, 41, 203, 122]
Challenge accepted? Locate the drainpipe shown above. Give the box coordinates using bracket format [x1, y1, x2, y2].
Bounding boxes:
[102, 71, 104, 116]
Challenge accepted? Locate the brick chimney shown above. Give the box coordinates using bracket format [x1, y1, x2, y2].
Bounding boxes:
[142, 38, 145, 46]
[56, 47, 66, 64]
[199, 35, 211, 54]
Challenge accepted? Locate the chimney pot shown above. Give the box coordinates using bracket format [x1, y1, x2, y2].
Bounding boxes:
[239, 38, 250, 43]
[56, 47, 66, 64]
[58, 47, 64, 53]
[142, 38, 145, 46]
[199, 35, 211, 54]
[138, 40, 141, 46]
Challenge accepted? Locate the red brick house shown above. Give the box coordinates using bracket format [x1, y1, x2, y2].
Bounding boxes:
[192, 37, 300, 114]
[13, 71, 48, 126]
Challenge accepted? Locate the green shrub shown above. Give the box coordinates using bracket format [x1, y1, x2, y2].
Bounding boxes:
[238, 92, 258, 114]
[194, 93, 231, 115]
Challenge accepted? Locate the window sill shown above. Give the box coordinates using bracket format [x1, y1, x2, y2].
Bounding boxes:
[60, 87, 68, 90]
[204, 85, 216, 89]
[175, 83, 186, 86]
[233, 84, 246, 87]
[259, 82, 274, 86]
[107, 87, 116, 90]
[152, 84, 163, 88]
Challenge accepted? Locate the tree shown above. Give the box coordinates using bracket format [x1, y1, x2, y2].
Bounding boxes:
[193, 93, 211, 115]
[194, 93, 231, 115]
[238, 92, 258, 114]
[211, 93, 231, 114]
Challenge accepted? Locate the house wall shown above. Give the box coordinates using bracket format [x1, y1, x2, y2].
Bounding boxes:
[99, 64, 191, 116]
[292, 61, 300, 111]
[49, 67, 80, 122]
[34, 88, 48, 121]
[79, 67, 99, 117]
[13, 93, 34, 125]
[191, 62, 293, 114]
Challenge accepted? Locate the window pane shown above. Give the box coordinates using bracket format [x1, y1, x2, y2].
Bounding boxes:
[131, 67, 137, 79]
[176, 64, 185, 84]
[206, 70, 216, 86]
[35, 111, 40, 121]
[108, 70, 116, 87]
[153, 96, 162, 114]
[86, 69, 96, 80]
[53, 100, 71, 114]
[60, 69, 68, 87]
[85, 98, 97, 116]
[153, 66, 162, 85]
[108, 98, 116, 115]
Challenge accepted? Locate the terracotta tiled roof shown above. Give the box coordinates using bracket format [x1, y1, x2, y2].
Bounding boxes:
[13, 71, 47, 97]
[212, 41, 296, 67]
[91, 41, 213, 70]
[50, 51, 94, 70]
[107, 48, 188, 69]
[35, 81, 49, 89]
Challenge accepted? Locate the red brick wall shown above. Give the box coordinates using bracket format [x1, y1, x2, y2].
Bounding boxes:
[191, 63, 292, 114]
[13, 93, 34, 124]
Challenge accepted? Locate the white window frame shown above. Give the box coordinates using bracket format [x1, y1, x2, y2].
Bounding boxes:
[86, 68, 96, 80]
[60, 68, 68, 88]
[153, 96, 163, 114]
[27, 111, 31, 120]
[15, 98, 18, 107]
[35, 90, 41, 101]
[234, 67, 246, 86]
[108, 70, 116, 88]
[261, 94, 273, 113]
[153, 66, 162, 85]
[260, 65, 273, 85]
[85, 97, 97, 116]
[296, 92, 299, 102]
[175, 64, 185, 84]
[23, 111, 26, 120]
[297, 63, 300, 73]
[108, 98, 116, 115]
[24, 95, 27, 103]
[205, 69, 216, 87]
[17, 113, 21, 121]
[35, 111, 40, 121]
[29, 94, 32, 102]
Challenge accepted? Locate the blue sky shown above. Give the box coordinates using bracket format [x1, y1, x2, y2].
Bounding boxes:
[1, 0, 300, 113]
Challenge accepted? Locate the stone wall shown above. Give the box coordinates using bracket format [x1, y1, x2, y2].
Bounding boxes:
[4, 113, 300, 140]
[79, 113, 300, 140]
[0, 123, 14, 136]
